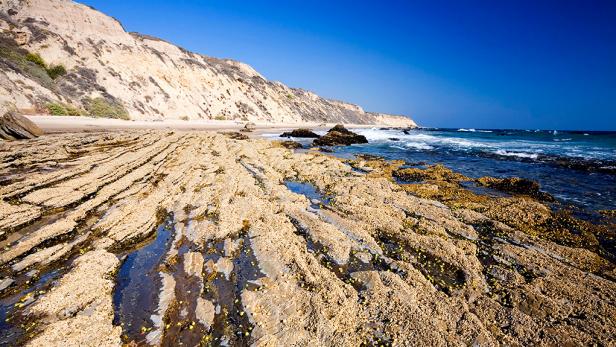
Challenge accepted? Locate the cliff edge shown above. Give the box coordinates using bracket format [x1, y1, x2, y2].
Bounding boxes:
[0, 0, 416, 126]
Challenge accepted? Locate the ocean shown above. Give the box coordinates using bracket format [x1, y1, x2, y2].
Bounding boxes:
[265, 127, 616, 213]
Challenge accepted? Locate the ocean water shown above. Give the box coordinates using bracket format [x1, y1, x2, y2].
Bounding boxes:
[266, 128, 616, 212]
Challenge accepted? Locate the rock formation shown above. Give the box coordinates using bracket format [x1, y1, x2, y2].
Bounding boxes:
[477, 176, 555, 201]
[240, 122, 256, 133]
[280, 128, 320, 138]
[0, 0, 416, 126]
[312, 124, 369, 146]
[0, 110, 43, 140]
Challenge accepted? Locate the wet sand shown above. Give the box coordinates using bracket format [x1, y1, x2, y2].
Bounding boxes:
[0, 129, 614, 346]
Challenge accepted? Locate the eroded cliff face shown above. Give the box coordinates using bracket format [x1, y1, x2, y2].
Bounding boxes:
[0, 0, 416, 126]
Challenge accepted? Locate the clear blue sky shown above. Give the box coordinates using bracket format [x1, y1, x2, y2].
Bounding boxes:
[82, 0, 615, 130]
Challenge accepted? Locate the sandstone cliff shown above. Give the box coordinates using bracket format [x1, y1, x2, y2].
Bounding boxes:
[0, 0, 416, 126]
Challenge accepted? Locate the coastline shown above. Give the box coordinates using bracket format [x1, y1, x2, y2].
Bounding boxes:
[0, 0, 613, 344]
[0, 128, 614, 345]
[24, 115, 388, 134]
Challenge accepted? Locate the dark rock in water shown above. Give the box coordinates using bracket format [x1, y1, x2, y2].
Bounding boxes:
[389, 137, 400, 141]
[548, 157, 616, 175]
[401, 127, 416, 135]
[329, 124, 350, 133]
[481, 151, 616, 174]
[240, 122, 256, 132]
[477, 176, 554, 201]
[0, 112, 43, 140]
[312, 124, 368, 146]
[280, 128, 320, 138]
[277, 140, 303, 149]
[318, 147, 334, 153]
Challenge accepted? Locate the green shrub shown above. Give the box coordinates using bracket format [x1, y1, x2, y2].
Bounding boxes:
[25, 53, 67, 79]
[64, 104, 83, 116]
[84, 97, 129, 120]
[46, 65, 67, 79]
[24, 52, 67, 79]
[179, 115, 189, 121]
[26, 52, 46, 68]
[0, 41, 68, 87]
[46, 102, 84, 116]
[0, 41, 53, 89]
[214, 115, 226, 120]
[46, 103, 66, 115]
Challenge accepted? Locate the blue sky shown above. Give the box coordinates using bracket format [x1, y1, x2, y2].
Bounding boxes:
[82, 0, 615, 130]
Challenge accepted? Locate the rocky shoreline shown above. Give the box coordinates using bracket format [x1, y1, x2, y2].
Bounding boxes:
[0, 130, 614, 346]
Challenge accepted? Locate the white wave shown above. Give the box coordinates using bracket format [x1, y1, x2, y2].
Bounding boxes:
[355, 129, 400, 141]
[357, 129, 493, 150]
[441, 137, 491, 148]
[458, 128, 493, 133]
[405, 133, 490, 149]
[260, 132, 283, 138]
[404, 142, 435, 150]
[322, 128, 612, 161]
[494, 149, 539, 159]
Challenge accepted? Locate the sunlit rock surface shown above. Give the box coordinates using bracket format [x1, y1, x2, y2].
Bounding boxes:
[0, 131, 613, 346]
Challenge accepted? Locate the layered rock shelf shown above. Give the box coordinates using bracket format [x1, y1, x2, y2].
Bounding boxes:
[0, 131, 614, 346]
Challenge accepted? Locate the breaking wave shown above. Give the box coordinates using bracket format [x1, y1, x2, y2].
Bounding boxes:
[458, 128, 493, 133]
[493, 149, 539, 160]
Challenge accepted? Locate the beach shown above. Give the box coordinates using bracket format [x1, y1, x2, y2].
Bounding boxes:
[1, 123, 614, 346]
[24, 115, 378, 134]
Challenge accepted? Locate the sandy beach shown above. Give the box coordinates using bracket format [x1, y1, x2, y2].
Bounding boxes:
[25, 115, 380, 134]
